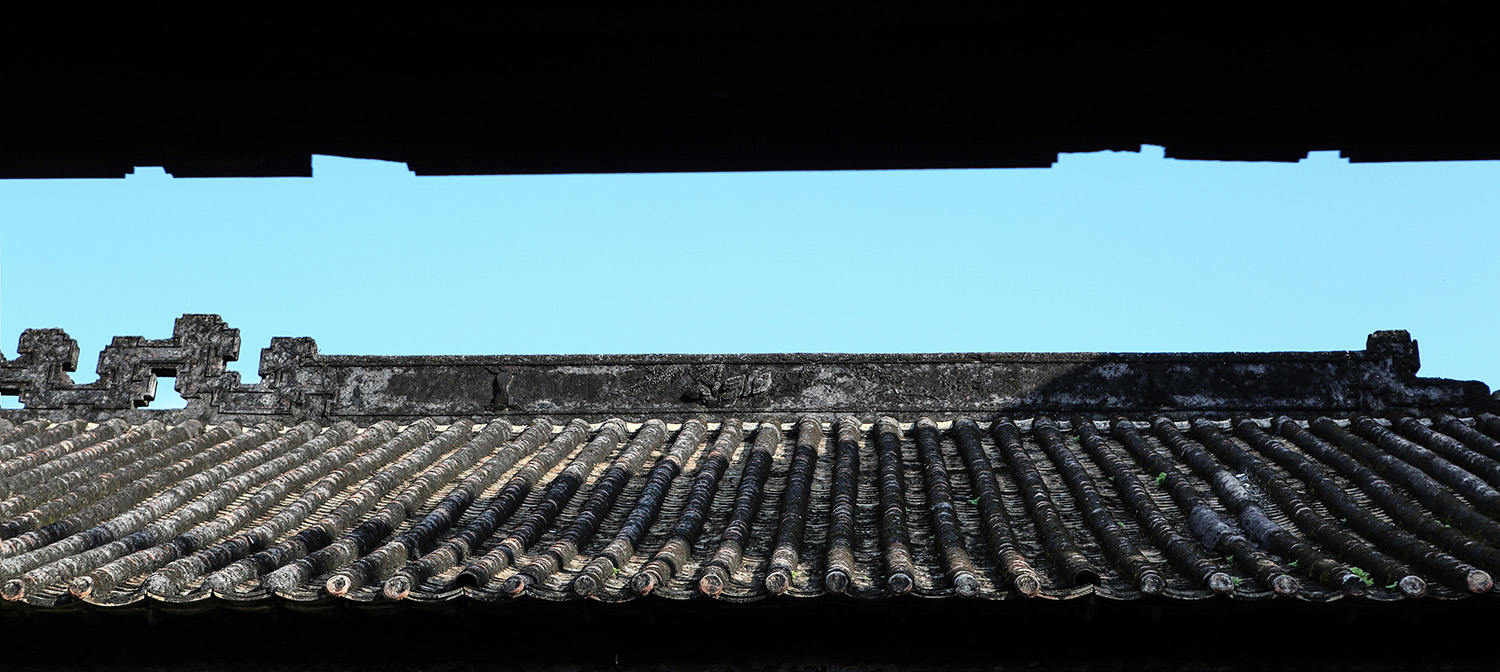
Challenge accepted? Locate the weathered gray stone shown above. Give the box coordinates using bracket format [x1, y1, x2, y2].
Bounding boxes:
[2, 316, 1494, 425]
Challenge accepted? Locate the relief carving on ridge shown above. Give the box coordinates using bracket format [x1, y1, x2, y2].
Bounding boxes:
[679, 366, 774, 408]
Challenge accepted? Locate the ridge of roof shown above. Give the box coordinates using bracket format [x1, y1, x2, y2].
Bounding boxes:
[2, 315, 1494, 425]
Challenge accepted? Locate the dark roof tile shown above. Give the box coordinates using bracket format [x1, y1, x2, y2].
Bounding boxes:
[3, 413, 1499, 608]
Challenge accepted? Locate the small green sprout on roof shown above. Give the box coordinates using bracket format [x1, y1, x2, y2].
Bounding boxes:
[1350, 566, 1374, 586]
[1289, 559, 1299, 569]
[1155, 473, 1168, 486]
[612, 567, 623, 577]
[1386, 581, 1400, 590]
[1225, 554, 1234, 564]
[1231, 577, 1242, 588]
[968, 498, 980, 506]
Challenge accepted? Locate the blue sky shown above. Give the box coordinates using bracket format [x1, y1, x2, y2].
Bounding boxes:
[2, 148, 1496, 408]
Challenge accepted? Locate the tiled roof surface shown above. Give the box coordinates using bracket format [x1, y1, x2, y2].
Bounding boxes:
[4, 412, 1500, 609]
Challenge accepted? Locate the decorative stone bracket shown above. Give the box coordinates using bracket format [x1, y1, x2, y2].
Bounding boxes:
[1, 315, 1493, 424]
[1, 315, 242, 412]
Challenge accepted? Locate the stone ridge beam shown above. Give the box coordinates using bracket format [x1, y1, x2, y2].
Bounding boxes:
[2, 316, 1494, 424]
